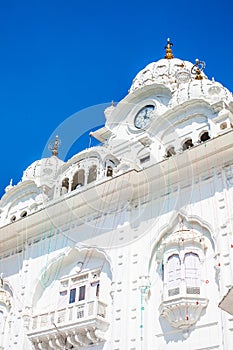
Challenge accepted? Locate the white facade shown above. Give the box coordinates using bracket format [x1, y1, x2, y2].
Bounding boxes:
[0, 41, 233, 349]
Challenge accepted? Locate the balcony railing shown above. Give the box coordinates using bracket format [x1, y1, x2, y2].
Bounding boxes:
[28, 299, 109, 349]
[29, 299, 107, 332]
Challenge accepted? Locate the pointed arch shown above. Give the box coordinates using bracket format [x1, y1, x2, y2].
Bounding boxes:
[29, 246, 113, 308]
[148, 211, 216, 272]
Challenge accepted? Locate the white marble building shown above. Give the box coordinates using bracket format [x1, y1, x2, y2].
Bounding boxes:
[0, 40, 233, 349]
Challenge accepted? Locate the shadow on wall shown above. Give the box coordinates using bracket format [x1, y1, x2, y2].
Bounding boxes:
[159, 315, 186, 342]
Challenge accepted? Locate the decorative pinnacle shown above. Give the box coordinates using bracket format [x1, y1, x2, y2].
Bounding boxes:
[111, 100, 115, 107]
[164, 38, 174, 59]
[48, 135, 61, 157]
[191, 58, 206, 80]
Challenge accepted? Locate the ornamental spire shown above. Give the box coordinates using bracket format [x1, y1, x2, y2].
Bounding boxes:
[48, 135, 61, 157]
[191, 58, 206, 80]
[164, 38, 174, 59]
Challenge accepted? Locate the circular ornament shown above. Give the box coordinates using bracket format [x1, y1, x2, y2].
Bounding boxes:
[176, 70, 191, 84]
[134, 105, 155, 129]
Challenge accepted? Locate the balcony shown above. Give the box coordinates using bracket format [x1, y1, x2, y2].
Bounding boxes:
[159, 295, 208, 329]
[27, 299, 109, 349]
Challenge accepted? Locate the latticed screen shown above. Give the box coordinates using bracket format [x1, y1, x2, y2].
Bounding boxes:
[167, 254, 181, 294]
[184, 252, 201, 292]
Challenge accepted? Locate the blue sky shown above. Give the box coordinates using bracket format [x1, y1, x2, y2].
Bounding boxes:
[0, 0, 232, 197]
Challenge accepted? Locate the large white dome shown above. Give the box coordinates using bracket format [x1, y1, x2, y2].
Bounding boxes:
[129, 46, 233, 108]
[129, 58, 207, 93]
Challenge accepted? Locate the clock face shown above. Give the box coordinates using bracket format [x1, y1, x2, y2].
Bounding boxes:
[134, 105, 155, 129]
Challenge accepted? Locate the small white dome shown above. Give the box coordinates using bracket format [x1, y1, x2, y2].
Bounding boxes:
[22, 156, 64, 187]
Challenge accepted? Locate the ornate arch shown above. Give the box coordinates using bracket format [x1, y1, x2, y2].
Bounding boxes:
[149, 210, 216, 271]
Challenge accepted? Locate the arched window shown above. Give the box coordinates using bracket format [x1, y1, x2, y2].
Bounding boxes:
[72, 170, 85, 191]
[183, 138, 194, 150]
[167, 254, 181, 296]
[166, 146, 176, 158]
[87, 165, 97, 184]
[105, 159, 115, 177]
[10, 215, 16, 223]
[184, 252, 201, 294]
[20, 211, 27, 218]
[106, 166, 113, 177]
[61, 178, 69, 195]
[200, 131, 210, 142]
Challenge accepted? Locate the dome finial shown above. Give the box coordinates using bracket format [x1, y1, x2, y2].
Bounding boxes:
[48, 135, 61, 157]
[164, 38, 174, 59]
[191, 58, 206, 80]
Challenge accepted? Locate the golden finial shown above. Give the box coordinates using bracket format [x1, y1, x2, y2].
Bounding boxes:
[48, 135, 61, 157]
[191, 58, 206, 80]
[111, 100, 115, 107]
[164, 38, 174, 59]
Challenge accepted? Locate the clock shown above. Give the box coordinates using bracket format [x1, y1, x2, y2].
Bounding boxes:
[134, 105, 155, 129]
